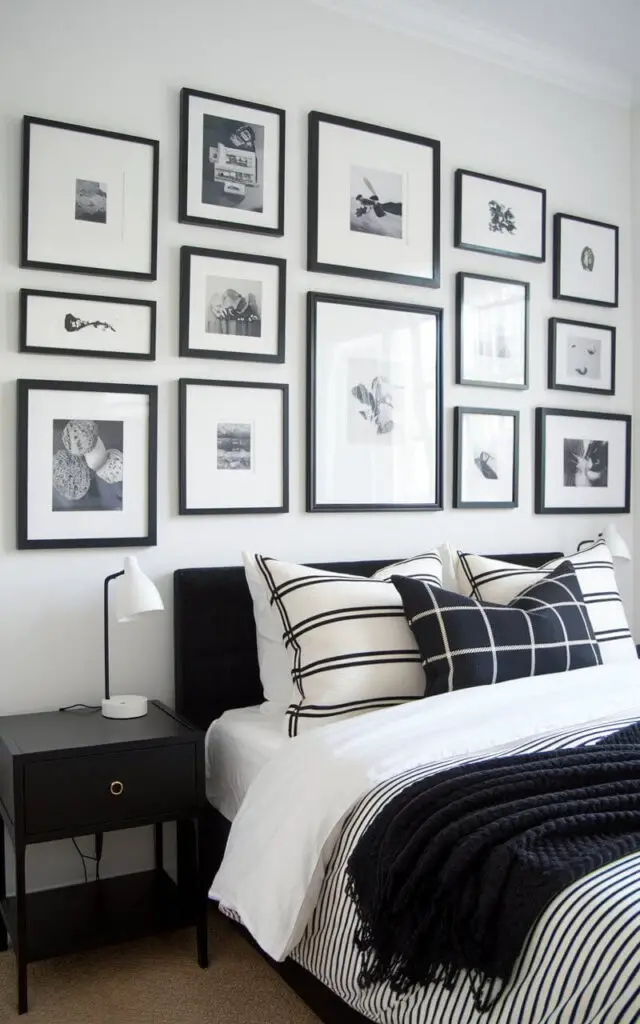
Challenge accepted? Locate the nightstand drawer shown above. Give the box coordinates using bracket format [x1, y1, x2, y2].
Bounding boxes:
[24, 744, 196, 836]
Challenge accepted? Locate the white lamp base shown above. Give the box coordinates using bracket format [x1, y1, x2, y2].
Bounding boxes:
[101, 695, 148, 719]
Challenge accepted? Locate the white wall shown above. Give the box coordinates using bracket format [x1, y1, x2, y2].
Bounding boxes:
[0, 0, 634, 888]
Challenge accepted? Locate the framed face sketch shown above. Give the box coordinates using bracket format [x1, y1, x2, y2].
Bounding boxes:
[548, 318, 615, 396]
[553, 214, 618, 307]
[453, 407, 519, 509]
[454, 169, 546, 262]
[456, 272, 529, 389]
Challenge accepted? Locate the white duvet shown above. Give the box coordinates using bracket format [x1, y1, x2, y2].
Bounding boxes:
[210, 662, 640, 963]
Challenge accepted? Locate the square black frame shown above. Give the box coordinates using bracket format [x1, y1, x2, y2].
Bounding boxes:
[548, 317, 616, 396]
[456, 272, 530, 390]
[453, 406, 519, 509]
[553, 213, 619, 308]
[454, 169, 546, 263]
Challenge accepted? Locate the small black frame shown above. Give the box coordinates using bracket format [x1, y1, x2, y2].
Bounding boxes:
[548, 317, 616, 396]
[456, 272, 529, 390]
[453, 406, 519, 509]
[454, 169, 546, 263]
[553, 213, 619, 308]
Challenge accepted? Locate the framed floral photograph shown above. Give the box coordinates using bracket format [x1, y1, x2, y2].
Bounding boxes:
[17, 380, 157, 549]
[453, 406, 519, 509]
[179, 88, 285, 236]
[307, 293, 442, 512]
[535, 408, 631, 514]
[20, 289, 156, 360]
[179, 378, 288, 514]
[456, 272, 529, 389]
[21, 117, 159, 279]
[307, 111, 440, 287]
[553, 213, 619, 307]
[454, 169, 546, 262]
[548, 318, 615, 395]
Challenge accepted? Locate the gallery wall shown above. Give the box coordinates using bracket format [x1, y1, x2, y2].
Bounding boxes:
[0, 0, 634, 888]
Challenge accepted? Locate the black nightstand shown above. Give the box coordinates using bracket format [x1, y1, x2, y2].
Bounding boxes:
[0, 701, 208, 1014]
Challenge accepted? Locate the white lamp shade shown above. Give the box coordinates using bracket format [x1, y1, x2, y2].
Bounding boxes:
[113, 556, 164, 622]
[602, 523, 631, 561]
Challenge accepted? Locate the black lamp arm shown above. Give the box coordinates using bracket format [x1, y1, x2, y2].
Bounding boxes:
[103, 570, 125, 702]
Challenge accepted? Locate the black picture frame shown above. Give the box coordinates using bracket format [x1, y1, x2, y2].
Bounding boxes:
[21, 116, 159, 280]
[307, 292, 443, 512]
[454, 169, 546, 263]
[17, 380, 157, 549]
[453, 406, 519, 509]
[19, 289, 156, 361]
[178, 87, 285, 236]
[548, 317, 616, 396]
[456, 272, 529, 390]
[553, 213, 619, 307]
[535, 407, 631, 515]
[307, 111, 441, 287]
[179, 246, 286, 363]
[178, 378, 289, 515]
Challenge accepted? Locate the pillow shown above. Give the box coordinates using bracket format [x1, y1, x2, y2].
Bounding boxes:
[253, 551, 444, 735]
[393, 562, 602, 696]
[455, 539, 635, 665]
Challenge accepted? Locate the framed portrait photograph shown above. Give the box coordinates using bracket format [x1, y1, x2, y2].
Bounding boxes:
[535, 408, 631, 515]
[553, 213, 619, 307]
[17, 380, 157, 549]
[453, 406, 519, 509]
[20, 289, 156, 360]
[179, 246, 285, 363]
[179, 379, 288, 514]
[307, 293, 442, 512]
[307, 111, 440, 287]
[456, 272, 529, 389]
[548, 318, 615, 396]
[21, 117, 159, 279]
[179, 88, 285, 235]
[454, 169, 546, 262]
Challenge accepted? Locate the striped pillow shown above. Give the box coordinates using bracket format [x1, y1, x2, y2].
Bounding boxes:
[255, 551, 443, 736]
[456, 539, 635, 664]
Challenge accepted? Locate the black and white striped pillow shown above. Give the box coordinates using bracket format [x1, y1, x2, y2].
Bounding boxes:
[255, 551, 443, 736]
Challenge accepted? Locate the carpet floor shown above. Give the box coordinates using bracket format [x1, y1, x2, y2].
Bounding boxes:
[0, 911, 319, 1023]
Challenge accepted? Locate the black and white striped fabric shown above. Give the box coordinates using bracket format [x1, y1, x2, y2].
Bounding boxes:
[292, 712, 640, 1023]
[456, 539, 636, 665]
[255, 551, 443, 736]
[393, 562, 602, 696]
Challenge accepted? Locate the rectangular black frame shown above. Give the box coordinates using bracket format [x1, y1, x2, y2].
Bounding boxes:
[454, 169, 546, 263]
[553, 213, 619, 308]
[455, 272, 530, 390]
[453, 406, 519, 509]
[548, 317, 616, 396]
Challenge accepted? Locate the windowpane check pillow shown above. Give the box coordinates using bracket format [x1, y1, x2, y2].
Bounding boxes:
[455, 539, 635, 664]
[393, 562, 602, 696]
[254, 551, 443, 736]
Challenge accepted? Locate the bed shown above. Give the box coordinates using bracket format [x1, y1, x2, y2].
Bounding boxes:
[174, 552, 640, 1024]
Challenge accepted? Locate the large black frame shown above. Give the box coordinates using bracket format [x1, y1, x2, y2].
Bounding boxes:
[456, 271, 529, 390]
[548, 317, 616, 396]
[553, 213, 619, 308]
[17, 379, 158, 549]
[21, 116, 159, 280]
[454, 169, 546, 263]
[453, 406, 519, 509]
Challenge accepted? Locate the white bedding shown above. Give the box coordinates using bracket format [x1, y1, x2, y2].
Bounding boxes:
[205, 705, 287, 821]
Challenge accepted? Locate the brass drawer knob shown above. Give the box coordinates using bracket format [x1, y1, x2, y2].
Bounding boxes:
[110, 780, 124, 796]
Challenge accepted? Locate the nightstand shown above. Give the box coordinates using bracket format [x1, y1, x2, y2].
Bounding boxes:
[0, 701, 208, 1014]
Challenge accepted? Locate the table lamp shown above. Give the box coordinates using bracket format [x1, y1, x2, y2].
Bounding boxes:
[577, 522, 631, 560]
[102, 556, 164, 719]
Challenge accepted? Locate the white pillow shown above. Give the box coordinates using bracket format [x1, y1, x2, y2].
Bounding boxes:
[242, 551, 293, 706]
[455, 539, 636, 665]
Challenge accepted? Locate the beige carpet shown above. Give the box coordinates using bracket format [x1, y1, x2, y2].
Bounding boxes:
[0, 911, 319, 1023]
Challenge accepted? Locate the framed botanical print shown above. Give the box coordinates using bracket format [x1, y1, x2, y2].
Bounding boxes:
[548, 318, 615, 395]
[179, 379, 288, 514]
[20, 289, 156, 360]
[179, 247, 285, 363]
[179, 88, 285, 235]
[307, 293, 442, 512]
[456, 272, 529, 389]
[454, 169, 546, 262]
[21, 117, 159, 279]
[453, 407, 519, 509]
[17, 380, 157, 549]
[535, 408, 631, 514]
[553, 214, 619, 307]
[307, 111, 440, 287]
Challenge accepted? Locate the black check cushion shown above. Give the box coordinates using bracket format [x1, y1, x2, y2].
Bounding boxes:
[392, 562, 602, 696]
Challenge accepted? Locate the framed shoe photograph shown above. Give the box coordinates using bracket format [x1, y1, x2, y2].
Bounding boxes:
[548, 318, 615, 396]
[553, 213, 619, 307]
[456, 272, 529, 390]
[454, 169, 546, 263]
[453, 406, 519, 509]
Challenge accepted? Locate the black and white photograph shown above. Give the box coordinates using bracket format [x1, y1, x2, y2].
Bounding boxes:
[456, 272, 529, 389]
[180, 246, 284, 362]
[17, 380, 157, 549]
[548, 318, 615, 395]
[307, 293, 442, 512]
[553, 213, 619, 307]
[179, 379, 288, 514]
[308, 111, 440, 287]
[179, 88, 285, 235]
[20, 289, 156, 360]
[535, 408, 631, 514]
[21, 116, 158, 279]
[453, 407, 519, 509]
[454, 169, 546, 262]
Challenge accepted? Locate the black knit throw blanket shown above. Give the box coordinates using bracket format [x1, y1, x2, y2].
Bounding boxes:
[346, 720, 640, 1012]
